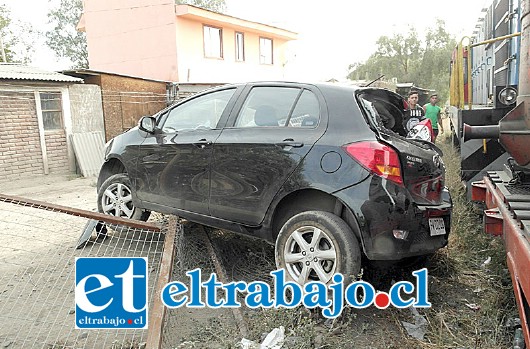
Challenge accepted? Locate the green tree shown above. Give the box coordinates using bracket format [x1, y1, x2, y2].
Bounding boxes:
[376, 27, 422, 79]
[348, 27, 422, 83]
[0, 4, 36, 63]
[348, 20, 456, 102]
[175, 0, 226, 13]
[415, 19, 457, 102]
[46, 0, 88, 68]
[0, 5, 14, 62]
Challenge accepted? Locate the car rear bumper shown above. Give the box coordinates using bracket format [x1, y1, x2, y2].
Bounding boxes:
[336, 180, 452, 260]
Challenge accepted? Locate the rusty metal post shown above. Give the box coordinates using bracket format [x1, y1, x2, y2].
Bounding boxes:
[0, 193, 160, 231]
[146, 215, 178, 349]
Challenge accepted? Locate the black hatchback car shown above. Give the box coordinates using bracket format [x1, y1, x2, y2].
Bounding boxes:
[97, 82, 452, 285]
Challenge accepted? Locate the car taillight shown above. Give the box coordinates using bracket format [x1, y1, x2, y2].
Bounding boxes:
[343, 141, 403, 186]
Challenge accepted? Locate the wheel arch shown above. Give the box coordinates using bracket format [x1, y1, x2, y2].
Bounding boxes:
[97, 157, 126, 190]
[271, 189, 363, 244]
[275, 210, 362, 285]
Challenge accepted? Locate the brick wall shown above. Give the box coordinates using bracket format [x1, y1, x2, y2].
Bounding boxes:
[0, 90, 70, 182]
[44, 130, 69, 174]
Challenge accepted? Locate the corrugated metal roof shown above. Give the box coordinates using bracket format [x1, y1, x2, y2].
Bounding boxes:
[62, 69, 171, 83]
[0, 63, 82, 83]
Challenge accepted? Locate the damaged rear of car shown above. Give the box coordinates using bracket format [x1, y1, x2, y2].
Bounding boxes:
[338, 87, 452, 261]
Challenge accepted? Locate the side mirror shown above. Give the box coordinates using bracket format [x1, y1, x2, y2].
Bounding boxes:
[139, 116, 156, 133]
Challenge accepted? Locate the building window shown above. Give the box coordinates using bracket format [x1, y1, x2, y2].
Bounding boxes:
[235, 32, 245, 62]
[204, 25, 223, 59]
[259, 37, 273, 65]
[40, 92, 63, 130]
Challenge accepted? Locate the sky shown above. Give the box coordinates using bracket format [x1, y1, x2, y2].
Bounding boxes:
[0, 0, 489, 81]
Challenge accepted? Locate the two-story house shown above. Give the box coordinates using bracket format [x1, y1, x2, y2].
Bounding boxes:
[78, 0, 298, 83]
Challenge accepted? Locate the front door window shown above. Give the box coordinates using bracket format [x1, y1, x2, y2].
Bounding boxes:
[162, 89, 235, 132]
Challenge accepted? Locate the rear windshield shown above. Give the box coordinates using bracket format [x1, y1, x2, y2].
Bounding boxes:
[357, 91, 407, 137]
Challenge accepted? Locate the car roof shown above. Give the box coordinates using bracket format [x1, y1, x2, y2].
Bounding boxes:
[207, 81, 360, 90]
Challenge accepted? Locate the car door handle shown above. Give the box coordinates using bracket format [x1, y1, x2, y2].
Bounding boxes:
[275, 139, 304, 148]
[193, 139, 212, 149]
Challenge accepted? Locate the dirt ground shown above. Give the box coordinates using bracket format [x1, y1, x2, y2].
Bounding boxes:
[0, 174, 98, 209]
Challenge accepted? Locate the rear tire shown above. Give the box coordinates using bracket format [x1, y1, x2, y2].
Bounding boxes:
[275, 210, 361, 285]
[97, 173, 150, 221]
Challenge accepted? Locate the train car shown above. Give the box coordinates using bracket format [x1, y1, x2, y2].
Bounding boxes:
[460, 0, 530, 346]
[448, 0, 521, 191]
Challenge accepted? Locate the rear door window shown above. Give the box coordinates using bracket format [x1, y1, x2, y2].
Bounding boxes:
[234, 87, 320, 128]
[288, 90, 320, 127]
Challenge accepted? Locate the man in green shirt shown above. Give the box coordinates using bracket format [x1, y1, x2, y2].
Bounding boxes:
[424, 94, 444, 142]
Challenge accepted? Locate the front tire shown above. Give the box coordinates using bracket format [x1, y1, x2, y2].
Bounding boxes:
[97, 173, 150, 221]
[275, 211, 361, 285]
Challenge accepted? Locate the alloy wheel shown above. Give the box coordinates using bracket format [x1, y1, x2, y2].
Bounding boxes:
[101, 182, 135, 219]
[283, 225, 337, 284]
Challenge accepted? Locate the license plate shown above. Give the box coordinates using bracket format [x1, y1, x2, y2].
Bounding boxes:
[429, 217, 446, 236]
